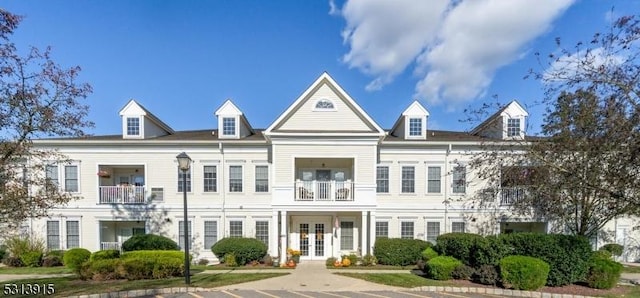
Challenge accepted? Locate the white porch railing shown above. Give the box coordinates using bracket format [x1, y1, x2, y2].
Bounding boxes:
[100, 242, 122, 251]
[294, 180, 354, 201]
[99, 186, 146, 204]
[500, 187, 527, 206]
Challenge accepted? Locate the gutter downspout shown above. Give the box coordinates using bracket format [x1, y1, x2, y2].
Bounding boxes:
[219, 142, 226, 237]
[444, 143, 452, 234]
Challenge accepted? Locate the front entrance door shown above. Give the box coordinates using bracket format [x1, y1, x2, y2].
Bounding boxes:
[299, 223, 326, 260]
[316, 170, 331, 200]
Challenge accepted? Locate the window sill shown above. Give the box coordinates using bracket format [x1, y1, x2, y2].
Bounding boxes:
[253, 192, 270, 195]
[399, 193, 417, 196]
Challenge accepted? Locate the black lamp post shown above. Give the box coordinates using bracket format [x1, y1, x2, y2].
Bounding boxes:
[176, 152, 192, 285]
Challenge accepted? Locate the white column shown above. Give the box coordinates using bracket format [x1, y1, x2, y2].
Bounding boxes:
[271, 210, 279, 257]
[369, 211, 376, 255]
[280, 210, 287, 261]
[361, 211, 368, 256]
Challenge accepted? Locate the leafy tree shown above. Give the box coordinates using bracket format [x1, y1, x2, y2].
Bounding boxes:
[467, 15, 640, 238]
[0, 9, 93, 230]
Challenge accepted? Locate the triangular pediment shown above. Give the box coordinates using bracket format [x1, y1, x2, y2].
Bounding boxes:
[265, 73, 385, 136]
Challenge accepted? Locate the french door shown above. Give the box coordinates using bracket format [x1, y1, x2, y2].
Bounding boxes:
[298, 222, 326, 260]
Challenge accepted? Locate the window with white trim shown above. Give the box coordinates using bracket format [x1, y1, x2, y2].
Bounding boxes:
[400, 221, 414, 239]
[409, 118, 422, 136]
[315, 99, 335, 110]
[452, 166, 466, 194]
[427, 166, 441, 193]
[222, 117, 236, 136]
[340, 221, 354, 250]
[376, 166, 389, 193]
[507, 118, 521, 137]
[126, 117, 140, 136]
[203, 166, 217, 192]
[229, 220, 243, 238]
[401, 166, 415, 193]
[255, 166, 269, 192]
[178, 220, 192, 250]
[204, 221, 218, 249]
[452, 222, 466, 233]
[64, 165, 78, 192]
[255, 221, 269, 246]
[426, 222, 440, 243]
[46, 221, 60, 250]
[151, 187, 164, 201]
[45, 165, 58, 188]
[229, 166, 243, 192]
[66, 220, 80, 248]
[177, 168, 191, 192]
[375, 221, 388, 238]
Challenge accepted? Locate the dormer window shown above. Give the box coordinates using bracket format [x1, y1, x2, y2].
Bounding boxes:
[222, 117, 236, 136]
[126, 117, 140, 136]
[507, 118, 521, 137]
[408, 118, 423, 136]
[314, 98, 335, 110]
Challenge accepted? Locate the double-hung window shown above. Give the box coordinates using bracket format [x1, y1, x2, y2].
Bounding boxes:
[178, 220, 192, 249]
[64, 165, 78, 192]
[507, 118, 520, 137]
[340, 221, 354, 250]
[177, 168, 191, 192]
[452, 166, 466, 194]
[401, 166, 415, 193]
[46, 221, 60, 250]
[426, 222, 440, 243]
[400, 222, 414, 239]
[203, 166, 217, 192]
[45, 165, 59, 190]
[222, 117, 236, 136]
[229, 166, 243, 192]
[408, 118, 422, 136]
[427, 166, 441, 193]
[66, 221, 80, 248]
[376, 166, 389, 193]
[452, 222, 466, 233]
[126, 117, 140, 136]
[204, 221, 218, 249]
[255, 166, 269, 192]
[229, 221, 243, 237]
[375, 222, 389, 238]
[255, 221, 269, 246]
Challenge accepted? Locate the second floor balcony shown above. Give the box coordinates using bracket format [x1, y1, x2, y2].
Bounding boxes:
[295, 180, 354, 201]
[98, 165, 146, 204]
[99, 186, 146, 204]
[500, 187, 527, 206]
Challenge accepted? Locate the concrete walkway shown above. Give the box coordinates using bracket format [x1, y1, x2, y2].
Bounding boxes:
[213, 261, 408, 291]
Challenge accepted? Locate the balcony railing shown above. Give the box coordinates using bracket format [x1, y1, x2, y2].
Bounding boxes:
[100, 242, 121, 251]
[500, 187, 527, 206]
[99, 186, 146, 204]
[294, 180, 354, 201]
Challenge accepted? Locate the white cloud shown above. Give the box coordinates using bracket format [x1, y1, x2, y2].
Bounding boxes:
[337, 0, 574, 107]
[543, 47, 625, 83]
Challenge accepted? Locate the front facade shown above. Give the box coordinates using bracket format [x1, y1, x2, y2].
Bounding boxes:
[28, 73, 639, 262]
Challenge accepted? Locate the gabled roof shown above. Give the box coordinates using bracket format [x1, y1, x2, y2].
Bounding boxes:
[214, 99, 254, 134]
[118, 99, 175, 134]
[264, 72, 385, 136]
[471, 100, 527, 135]
[389, 100, 430, 134]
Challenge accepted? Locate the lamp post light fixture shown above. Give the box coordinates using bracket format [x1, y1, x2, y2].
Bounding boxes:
[176, 152, 192, 285]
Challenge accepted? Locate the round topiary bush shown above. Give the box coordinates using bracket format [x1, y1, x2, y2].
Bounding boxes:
[499, 255, 550, 291]
[121, 234, 179, 251]
[422, 247, 438, 261]
[599, 243, 624, 257]
[586, 258, 623, 289]
[426, 256, 462, 280]
[64, 248, 91, 273]
[90, 249, 121, 261]
[211, 237, 267, 266]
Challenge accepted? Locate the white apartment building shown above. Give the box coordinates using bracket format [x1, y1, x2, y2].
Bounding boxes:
[29, 73, 638, 262]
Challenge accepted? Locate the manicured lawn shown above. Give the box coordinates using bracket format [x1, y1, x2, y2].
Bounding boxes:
[334, 273, 456, 288]
[0, 266, 73, 274]
[5, 272, 288, 298]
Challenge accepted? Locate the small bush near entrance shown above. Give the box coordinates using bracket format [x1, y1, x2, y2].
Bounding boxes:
[64, 248, 91, 273]
[425, 256, 462, 280]
[499, 256, 550, 291]
[211, 237, 267, 266]
[121, 234, 179, 251]
[422, 247, 438, 261]
[600, 243, 624, 257]
[361, 254, 377, 266]
[586, 258, 623, 289]
[326, 257, 337, 267]
[373, 238, 430, 266]
[20, 251, 43, 267]
[90, 249, 121, 261]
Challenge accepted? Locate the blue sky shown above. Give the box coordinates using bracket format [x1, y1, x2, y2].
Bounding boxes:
[3, 0, 638, 135]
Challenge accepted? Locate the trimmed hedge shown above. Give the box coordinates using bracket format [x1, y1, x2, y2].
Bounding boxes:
[435, 233, 484, 265]
[63, 248, 91, 273]
[425, 256, 462, 280]
[500, 256, 550, 291]
[20, 251, 43, 267]
[599, 243, 623, 257]
[121, 234, 179, 251]
[121, 250, 186, 261]
[80, 250, 185, 281]
[422, 247, 438, 261]
[586, 258, 623, 289]
[90, 249, 120, 261]
[373, 238, 430, 266]
[211, 238, 267, 266]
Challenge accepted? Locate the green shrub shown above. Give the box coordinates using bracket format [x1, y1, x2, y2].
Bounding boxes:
[600, 244, 624, 257]
[153, 256, 184, 278]
[586, 258, 623, 289]
[121, 234, 179, 251]
[473, 264, 501, 286]
[498, 233, 592, 286]
[63, 248, 91, 273]
[373, 238, 430, 266]
[46, 250, 65, 260]
[88, 259, 125, 281]
[20, 251, 43, 267]
[224, 253, 238, 267]
[121, 250, 186, 261]
[3, 256, 23, 267]
[90, 249, 120, 261]
[42, 255, 63, 267]
[326, 257, 338, 267]
[422, 247, 438, 261]
[426, 256, 462, 280]
[435, 233, 483, 265]
[361, 254, 377, 266]
[499, 256, 550, 291]
[0, 245, 6, 261]
[592, 250, 612, 261]
[122, 258, 154, 280]
[4, 236, 46, 260]
[452, 264, 474, 280]
[211, 238, 267, 266]
[343, 254, 358, 265]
